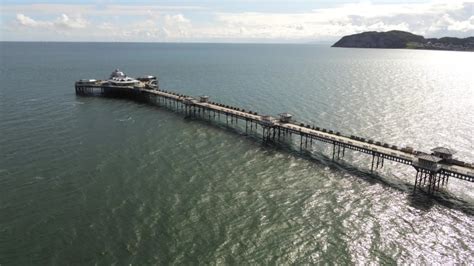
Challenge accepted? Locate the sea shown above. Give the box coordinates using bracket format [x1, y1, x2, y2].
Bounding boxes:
[1, 42, 473, 264]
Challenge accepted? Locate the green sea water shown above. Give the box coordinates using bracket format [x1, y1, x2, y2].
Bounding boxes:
[1, 42, 473, 264]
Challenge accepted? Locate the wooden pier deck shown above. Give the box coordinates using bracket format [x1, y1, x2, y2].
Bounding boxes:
[76, 83, 474, 194]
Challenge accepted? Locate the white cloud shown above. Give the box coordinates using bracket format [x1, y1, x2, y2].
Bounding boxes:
[15, 13, 87, 29]
[1, 4, 205, 15]
[202, 1, 474, 41]
[16, 14, 41, 27]
[435, 14, 474, 32]
[163, 14, 191, 38]
[2, 1, 474, 42]
[312, 1, 467, 18]
[54, 14, 88, 29]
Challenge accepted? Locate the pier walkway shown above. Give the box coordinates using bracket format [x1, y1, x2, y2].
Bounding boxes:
[76, 83, 474, 194]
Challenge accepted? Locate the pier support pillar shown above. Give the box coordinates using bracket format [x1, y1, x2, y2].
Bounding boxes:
[414, 170, 419, 191]
[436, 174, 441, 191]
[371, 152, 375, 172]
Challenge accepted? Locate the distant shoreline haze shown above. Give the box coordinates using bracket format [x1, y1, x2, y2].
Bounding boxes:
[332, 30, 474, 51]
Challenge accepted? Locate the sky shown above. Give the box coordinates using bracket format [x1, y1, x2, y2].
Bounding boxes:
[0, 0, 473, 42]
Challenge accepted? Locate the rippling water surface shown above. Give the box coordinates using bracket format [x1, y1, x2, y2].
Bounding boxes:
[1, 42, 473, 264]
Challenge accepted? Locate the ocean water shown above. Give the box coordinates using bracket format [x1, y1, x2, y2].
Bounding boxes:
[0, 42, 473, 264]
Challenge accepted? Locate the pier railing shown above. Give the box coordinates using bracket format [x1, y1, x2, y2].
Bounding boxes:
[75, 83, 474, 194]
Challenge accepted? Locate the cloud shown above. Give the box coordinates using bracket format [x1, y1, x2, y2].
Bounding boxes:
[1, 4, 205, 16]
[432, 14, 474, 32]
[2, 1, 474, 42]
[54, 14, 88, 29]
[15, 13, 87, 29]
[16, 14, 40, 27]
[11, 12, 194, 41]
[208, 1, 474, 40]
[163, 14, 191, 38]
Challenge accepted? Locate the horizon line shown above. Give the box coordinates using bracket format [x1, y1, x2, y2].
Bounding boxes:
[0, 40, 334, 45]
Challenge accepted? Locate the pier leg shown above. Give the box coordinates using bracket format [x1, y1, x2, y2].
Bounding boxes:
[437, 174, 441, 190]
[300, 134, 303, 149]
[427, 173, 432, 193]
[414, 170, 419, 191]
[431, 173, 437, 193]
[246, 120, 248, 133]
[371, 153, 375, 171]
[332, 143, 336, 161]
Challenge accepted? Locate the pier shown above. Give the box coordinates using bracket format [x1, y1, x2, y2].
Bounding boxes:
[75, 78, 474, 194]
